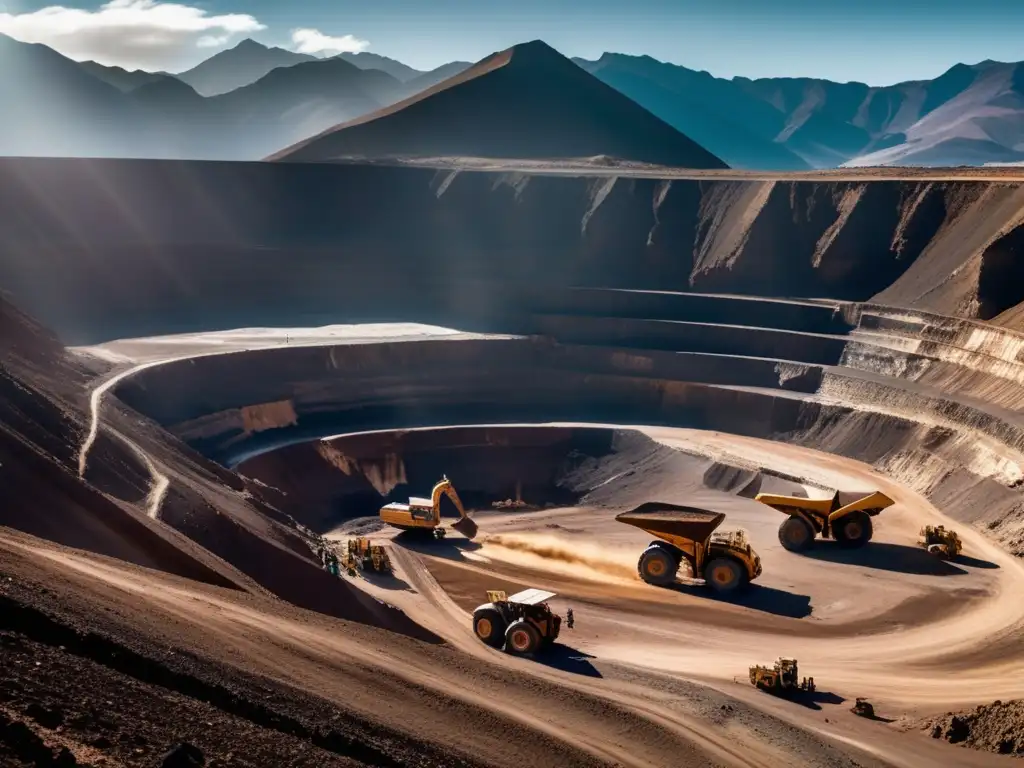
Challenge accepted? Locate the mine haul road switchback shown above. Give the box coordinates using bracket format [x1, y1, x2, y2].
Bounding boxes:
[38, 322, 1024, 767]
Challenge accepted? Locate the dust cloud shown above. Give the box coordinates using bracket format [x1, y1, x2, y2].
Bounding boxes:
[480, 532, 639, 583]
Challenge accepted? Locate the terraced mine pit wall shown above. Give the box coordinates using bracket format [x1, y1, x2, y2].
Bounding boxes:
[109, 336, 824, 466]
[106, 300, 1024, 556]
[237, 425, 805, 536]
[238, 426, 619, 531]
[6, 158, 1024, 342]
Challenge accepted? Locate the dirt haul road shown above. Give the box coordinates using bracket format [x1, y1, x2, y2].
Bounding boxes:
[334, 426, 1024, 767]
[65, 328, 1024, 766]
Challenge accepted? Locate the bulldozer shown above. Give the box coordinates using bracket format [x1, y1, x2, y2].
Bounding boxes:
[340, 538, 392, 575]
[472, 588, 563, 656]
[918, 525, 962, 560]
[749, 658, 815, 695]
[616, 503, 762, 594]
[754, 489, 894, 552]
[379, 475, 478, 539]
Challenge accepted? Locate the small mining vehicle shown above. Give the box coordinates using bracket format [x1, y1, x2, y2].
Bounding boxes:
[340, 538, 392, 574]
[755, 489, 894, 551]
[616, 503, 761, 594]
[472, 589, 563, 656]
[918, 525, 962, 560]
[749, 658, 815, 695]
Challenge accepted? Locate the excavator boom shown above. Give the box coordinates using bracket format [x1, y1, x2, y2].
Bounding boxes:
[436, 478, 478, 539]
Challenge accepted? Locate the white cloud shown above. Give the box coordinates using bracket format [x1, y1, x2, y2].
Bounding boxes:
[0, 0, 265, 70]
[291, 27, 369, 56]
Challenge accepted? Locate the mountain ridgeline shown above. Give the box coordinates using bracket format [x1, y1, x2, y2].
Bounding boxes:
[2, 31, 1024, 167]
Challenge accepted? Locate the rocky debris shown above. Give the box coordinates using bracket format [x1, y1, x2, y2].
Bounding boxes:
[0, 710, 86, 767]
[160, 742, 205, 767]
[920, 699, 1024, 756]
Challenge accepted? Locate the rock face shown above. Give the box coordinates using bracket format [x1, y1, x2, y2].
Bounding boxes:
[919, 699, 1024, 756]
[6, 159, 1024, 343]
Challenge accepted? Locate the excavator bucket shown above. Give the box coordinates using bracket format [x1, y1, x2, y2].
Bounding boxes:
[451, 515, 479, 539]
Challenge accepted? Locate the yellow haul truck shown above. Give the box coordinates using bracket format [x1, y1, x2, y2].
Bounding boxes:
[379, 475, 478, 539]
[754, 490, 894, 552]
[616, 503, 762, 594]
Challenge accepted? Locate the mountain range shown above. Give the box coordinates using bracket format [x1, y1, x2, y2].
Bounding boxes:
[2, 32, 1024, 168]
[271, 40, 726, 168]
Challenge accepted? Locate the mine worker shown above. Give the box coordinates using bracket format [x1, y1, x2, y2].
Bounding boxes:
[566, 607, 574, 629]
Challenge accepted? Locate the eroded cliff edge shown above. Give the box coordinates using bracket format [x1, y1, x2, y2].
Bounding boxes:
[4, 158, 1024, 341]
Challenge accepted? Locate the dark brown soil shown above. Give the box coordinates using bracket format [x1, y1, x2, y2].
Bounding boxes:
[915, 700, 1024, 757]
[0, 564, 471, 768]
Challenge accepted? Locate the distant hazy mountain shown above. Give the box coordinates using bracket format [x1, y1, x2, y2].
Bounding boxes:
[841, 61, 1024, 167]
[338, 51, 423, 82]
[8, 28, 1024, 168]
[78, 61, 176, 92]
[403, 61, 473, 92]
[205, 58, 403, 158]
[271, 40, 727, 168]
[732, 61, 1024, 167]
[576, 54, 811, 170]
[0, 33, 150, 157]
[175, 39, 316, 96]
[577, 53, 1024, 168]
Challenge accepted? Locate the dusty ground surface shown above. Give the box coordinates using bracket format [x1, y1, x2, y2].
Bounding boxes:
[334, 424, 1024, 720]
[8, 310, 1024, 766]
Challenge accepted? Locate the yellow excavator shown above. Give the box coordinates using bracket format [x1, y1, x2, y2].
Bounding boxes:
[379, 475, 478, 539]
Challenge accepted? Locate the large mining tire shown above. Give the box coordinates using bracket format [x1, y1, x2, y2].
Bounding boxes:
[704, 557, 747, 595]
[778, 516, 814, 552]
[473, 607, 507, 648]
[834, 511, 873, 548]
[504, 620, 541, 656]
[637, 545, 679, 586]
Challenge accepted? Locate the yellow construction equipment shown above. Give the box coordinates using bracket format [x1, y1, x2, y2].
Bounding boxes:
[749, 658, 815, 695]
[919, 525, 962, 560]
[616, 503, 762, 594]
[472, 588, 563, 655]
[340, 538, 392, 574]
[379, 475, 478, 539]
[754, 489, 894, 552]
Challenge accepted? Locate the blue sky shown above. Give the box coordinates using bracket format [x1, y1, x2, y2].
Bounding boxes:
[2, 0, 1024, 83]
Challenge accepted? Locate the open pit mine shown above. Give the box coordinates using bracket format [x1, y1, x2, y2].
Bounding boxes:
[4, 157, 1024, 767]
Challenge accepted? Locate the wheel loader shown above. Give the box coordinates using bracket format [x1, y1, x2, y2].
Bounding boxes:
[379, 475, 478, 539]
[616, 503, 762, 594]
[754, 489, 894, 552]
[472, 589, 563, 656]
[340, 538, 392, 574]
[918, 525, 962, 560]
[749, 658, 815, 695]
